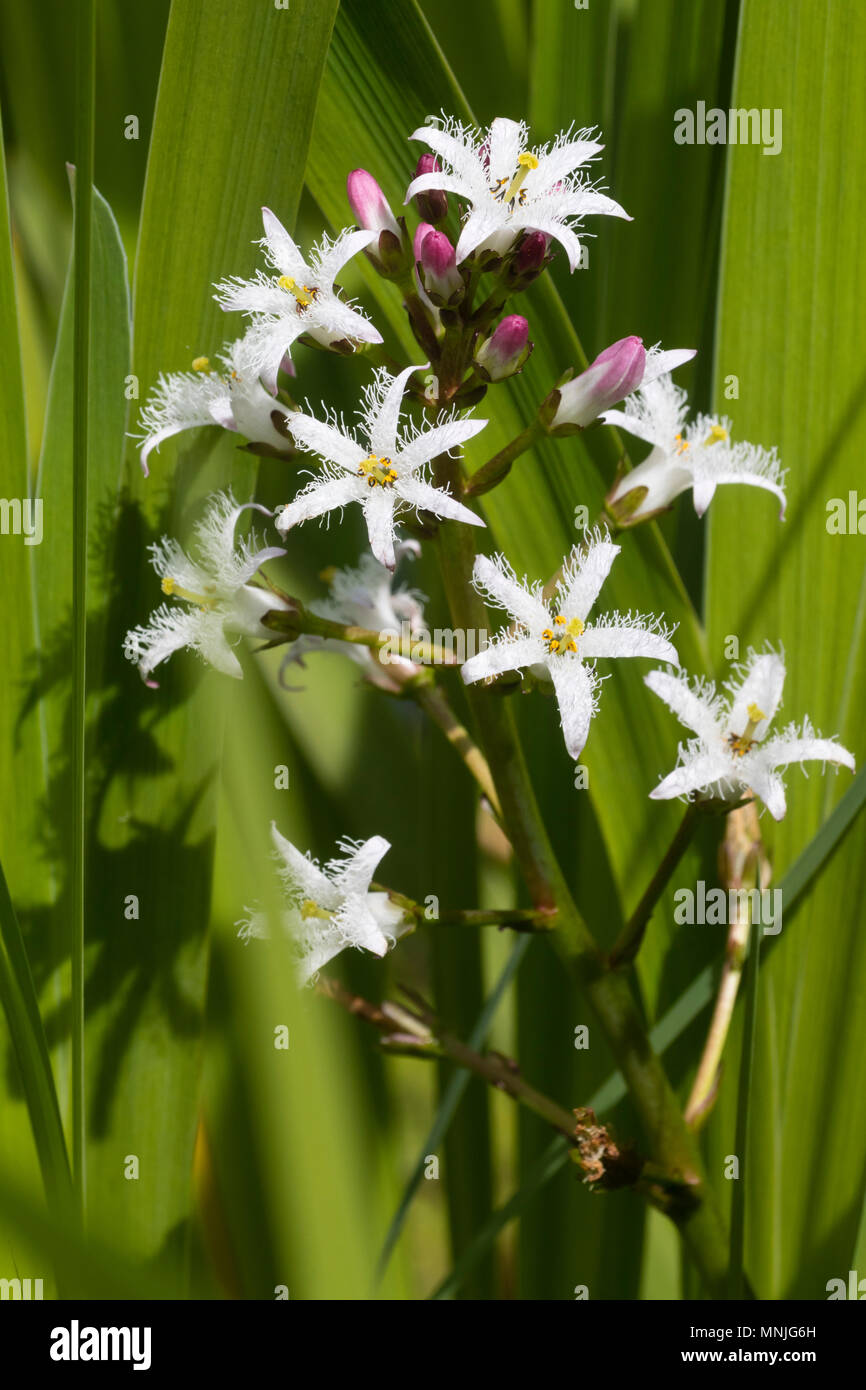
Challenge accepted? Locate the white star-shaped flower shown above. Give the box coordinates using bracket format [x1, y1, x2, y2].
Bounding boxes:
[645, 649, 855, 820]
[123, 491, 288, 685]
[602, 373, 786, 522]
[277, 363, 487, 570]
[135, 336, 295, 475]
[405, 115, 629, 270]
[214, 208, 383, 391]
[461, 532, 678, 758]
[238, 824, 409, 985]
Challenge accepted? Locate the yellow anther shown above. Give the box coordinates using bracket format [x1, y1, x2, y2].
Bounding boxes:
[161, 575, 216, 607]
[544, 615, 583, 655]
[674, 432, 690, 455]
[278, 275, 315, 307]
[747, 702, 766, 723]
[502, 151, 539, 205]
[192, 356, 211, 372]
[704, 424, 728, 445]
[357, 454, 398, 488]
[300, 899, 332, 921]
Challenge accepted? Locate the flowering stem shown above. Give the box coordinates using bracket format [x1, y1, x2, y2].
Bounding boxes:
[432, 448, 730, 1294]
[464, 420, 544, 497]
[408, 679, 504, 819]
[685, 895, 753, 1130]
[319, 977, 578, 1140]
[608, 803, 702, 968]
[263, 605, 458, 665]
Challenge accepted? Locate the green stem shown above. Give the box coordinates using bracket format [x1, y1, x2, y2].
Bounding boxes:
[685, 892, 753, 1130]
[728, 906, 761, 1297]
[72, 0, 95, 1222]
[608, 803, 702, 968]
[408, 679, 503, 819]
[433, 450, 729, 1294]
[464, 420, 543, 497]
[264, 606, 458, 666]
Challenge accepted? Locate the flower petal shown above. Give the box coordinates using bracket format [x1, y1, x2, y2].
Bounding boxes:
[580, 621, 678, 664]
[650, 751, 736, 802]
[644, 668, 725, 744]
[556, 537, 620, 623]
[461, 634, 547, 684]
[362, 486, 398, 570]
[548, 658, 597, 759]
[288, 414, 367, 471]
[397, 415, 488, 473]
[261, 207, 308, 279]
[397, 475, 485, 528]
[329, 835, 391, 895]
[369, 363, 425, 457]
[471, 553, 550, 632]
[276, 474, 363, 534]
[728, 650, 786, 738]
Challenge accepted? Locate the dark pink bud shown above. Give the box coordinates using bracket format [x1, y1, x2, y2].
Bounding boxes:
[413, 154, 448, 224]
[512, 230, 550, 278]
[418, 228, 462, 301]
[476, 315, 531, 381]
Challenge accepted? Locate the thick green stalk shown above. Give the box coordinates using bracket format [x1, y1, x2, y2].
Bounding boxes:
[433, 451, 729, 1294]
[71, 0, 95, 1220]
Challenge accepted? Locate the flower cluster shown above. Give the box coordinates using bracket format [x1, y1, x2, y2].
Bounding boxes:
[124, 108, 854, 982]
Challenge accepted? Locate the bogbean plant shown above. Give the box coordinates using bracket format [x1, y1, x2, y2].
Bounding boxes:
[124, 115, 854, 1291]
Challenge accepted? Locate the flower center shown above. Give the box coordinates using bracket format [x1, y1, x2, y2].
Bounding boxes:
[673, 424, 728, 455]
[492, 151, 539, 208]
[542, 613, 584, 655]
[728, 701, 766, 757]
[357, 454, 398, 488]
[161, 576, 217, 609]
[300, 899, 332, 921]
[278, 275, 318, 309]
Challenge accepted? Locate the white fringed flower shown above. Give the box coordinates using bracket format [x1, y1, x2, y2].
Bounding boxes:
[135, 337, 295, 475]
[603, 373, 787, 521]
[645, 649, 855, 820]
[405, 114, 629, 270]
[277, 363, 486, 570]
[461, 532, 678, 758]
[214, 208, 383, 391]
[123, 491, 288, 685]
[238, 823, 409, 985]
[283, 541, 426, 692]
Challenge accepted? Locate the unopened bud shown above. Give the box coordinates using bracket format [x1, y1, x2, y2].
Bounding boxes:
[417, 228, 463, 304]
[347, 169, 400, 237]
[412, 154, 449, 224]
[510, 230, 550, 284]
[551, 337, 646, 432]
[475, 315, 532, 381]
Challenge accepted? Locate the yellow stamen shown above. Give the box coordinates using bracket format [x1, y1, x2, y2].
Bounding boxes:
[161, 576, 217, 607]
[544, 615, 584, 655]
[502, 151, 540, 205]
[674, 432, 690, 455]
[357, 454, 398, 488]
[192, 356, 211, 372]
[301, 899, 332, 920]
[704, 424, 728, 446]
[278, 275, 316, 307]
[728, 704, 767, 757]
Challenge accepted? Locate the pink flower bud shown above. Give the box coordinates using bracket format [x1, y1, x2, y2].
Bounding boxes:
[512, 230, 550, 278]
[412, 154, 448, 224]
[347, 169, 400, 237]
[475, 315, 531, 381]
[413, 221, 435, 262]
[417, 228, 463, 302]
[552, 336, 646, 430]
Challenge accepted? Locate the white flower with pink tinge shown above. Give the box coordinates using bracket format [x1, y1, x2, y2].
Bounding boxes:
[214, 208, 383, 391]
[645, 649, 855, 819]
[406, 114, 629, 269]
[277, 363, 487, 571]
[602, 373, 787, 521]
[238, 824, 409, 985]
[461, 532, 678, 759]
